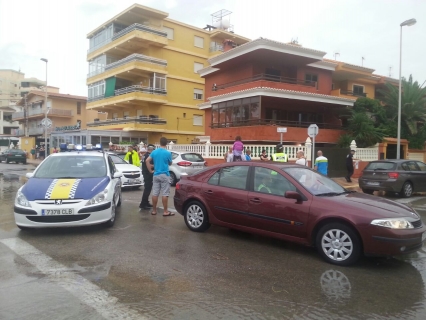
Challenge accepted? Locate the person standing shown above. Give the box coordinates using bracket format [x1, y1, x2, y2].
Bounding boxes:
[232, 136, 244, 161]
[225, 147, 233, 162]
[314, 150, 328, 175]
[245, 149, 252, 161]
[30, 146, 36, 159]
[124, 146, 140, 166]
[345, 150, 356, 182]
[146, 137, 174, 216]
[295, 150, 308, 166]
[139, 145, 155, 209]
[271, 144, 288, 162]
[260, 149, 269, 161]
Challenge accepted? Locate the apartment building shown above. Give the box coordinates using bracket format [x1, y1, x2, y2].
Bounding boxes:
[85, 4, 249, 144]
[0, 69, 24, 135]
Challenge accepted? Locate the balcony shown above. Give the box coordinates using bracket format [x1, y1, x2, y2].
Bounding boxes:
[87, 54, 167, 80]
[87, 115, 167, 127]
[211, 118, 343, 130]
[209, 43, 224, 53]
[12, 108, 73, 121]
[331, 89, 366, 100]
[87, 24, 168, 60]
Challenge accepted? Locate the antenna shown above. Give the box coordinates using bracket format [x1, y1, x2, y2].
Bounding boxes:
[362, 57, 365, 66]
[211, 9, 233, 32]
[334, 52, 340, 60]
[389, 66, 392, 77]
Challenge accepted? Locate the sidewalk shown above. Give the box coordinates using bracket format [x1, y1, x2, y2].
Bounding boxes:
[332, 177, 361, 192]
[27, 158, 42, 167]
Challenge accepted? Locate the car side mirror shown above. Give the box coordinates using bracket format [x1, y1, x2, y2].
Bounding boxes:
[25, 172, 34, 179]
[113, 172, 123, 179]
[285, 191, 303, 203]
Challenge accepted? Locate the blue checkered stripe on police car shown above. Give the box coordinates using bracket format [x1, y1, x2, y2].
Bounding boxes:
[45, 179, 58, 199]
[69, 179, 81, 199]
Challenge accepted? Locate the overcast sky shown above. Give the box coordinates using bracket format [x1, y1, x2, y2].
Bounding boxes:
[0, 0, 424, 96]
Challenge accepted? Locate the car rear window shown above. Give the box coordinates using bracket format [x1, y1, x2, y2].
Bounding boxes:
[365, 162, 396, 170]
[181, 153, 204, 162]
[11, 149, 25, 154]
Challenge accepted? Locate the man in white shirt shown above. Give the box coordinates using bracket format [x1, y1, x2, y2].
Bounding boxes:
[295, 150, 308, 166]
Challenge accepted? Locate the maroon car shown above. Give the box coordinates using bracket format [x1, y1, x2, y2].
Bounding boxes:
[174, 162, 426, 266]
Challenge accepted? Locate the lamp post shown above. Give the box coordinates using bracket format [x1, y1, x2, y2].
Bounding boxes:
[397, 18, 416, 159]
[41, 58, 48, 154]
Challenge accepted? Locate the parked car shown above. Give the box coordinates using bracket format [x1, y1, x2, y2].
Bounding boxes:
[359, 160, 426, 197]
[108, 153, 144, 188]
[14, 149, 122, 229]
[174, 162, 426, 266]
[0, 149, 27, 164]
[169, 151, 206, 185]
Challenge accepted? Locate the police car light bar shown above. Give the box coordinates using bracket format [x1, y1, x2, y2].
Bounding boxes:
[86, 144, 93, 150]
[75, 144, 83, 151]
[67, 144, 75, 150]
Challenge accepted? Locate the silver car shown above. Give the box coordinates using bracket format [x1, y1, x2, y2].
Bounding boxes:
[169, 151, 206, 185]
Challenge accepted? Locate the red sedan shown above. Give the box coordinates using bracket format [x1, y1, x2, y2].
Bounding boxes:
[174, 162, 426, 266]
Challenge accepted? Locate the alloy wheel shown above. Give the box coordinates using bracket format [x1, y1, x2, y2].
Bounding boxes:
[321, 229, 353, 262]
[187, 204, 204, 228]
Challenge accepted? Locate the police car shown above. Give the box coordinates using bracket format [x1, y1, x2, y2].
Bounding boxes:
[14, 144, 122, 229]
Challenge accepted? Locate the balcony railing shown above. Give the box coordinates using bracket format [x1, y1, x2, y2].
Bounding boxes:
[88, 24, 167, 54]
[210, 44, 224, 53]
[88, 95, 105, 103]
[213, 74, 317, 91]
[115, 85, 167, 96]
[87, 54, 167, 78]
[211, 118, 343, 130]
[87, 115, 167, 127]
[340, 90, 367, 97]
[12, 108, 73, 120]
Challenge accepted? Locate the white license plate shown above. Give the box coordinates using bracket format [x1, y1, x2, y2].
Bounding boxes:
[366, 182, 380, 186]
[15, 155, 22, 157]
[127, 179, 140, 184]
[42, 209, 74, 215]
[422, 232, 426, 242]
[192, 166, 203, 170]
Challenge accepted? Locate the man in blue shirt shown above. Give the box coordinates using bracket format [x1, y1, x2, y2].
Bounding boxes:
[245, 149, 252, 161]
[314, 150, 328, 175]
[146, 137, 174, 216]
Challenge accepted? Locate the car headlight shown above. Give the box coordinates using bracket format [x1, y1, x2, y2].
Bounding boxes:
[371, 218, 414, 229]
[15, 190, 31, 207]
[86, 189, 108, 206]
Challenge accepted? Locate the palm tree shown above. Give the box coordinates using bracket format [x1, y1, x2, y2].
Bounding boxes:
[379, 75, 426, 135]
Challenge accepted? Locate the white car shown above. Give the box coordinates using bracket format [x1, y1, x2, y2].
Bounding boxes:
[108, 153, 144, 188]
[14, 150, 122, 229]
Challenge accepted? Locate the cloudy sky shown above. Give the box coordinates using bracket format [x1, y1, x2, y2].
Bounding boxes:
[0, 0, 424, 96]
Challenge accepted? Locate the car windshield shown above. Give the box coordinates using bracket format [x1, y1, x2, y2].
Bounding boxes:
[284, 167, 346, 196]
[365, 162, 396, 170]
[109, 154, 127, 164]
[34, 155, 107, 178]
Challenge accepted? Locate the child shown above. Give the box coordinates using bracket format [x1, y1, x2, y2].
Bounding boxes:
[232, 136, 244, 161]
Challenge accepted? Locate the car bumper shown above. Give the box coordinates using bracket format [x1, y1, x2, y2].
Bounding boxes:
[14, 201, 113, 228]
[359, 178, 403, 192]
[173, 196, 183, 215]
[120, 177, 144, 188]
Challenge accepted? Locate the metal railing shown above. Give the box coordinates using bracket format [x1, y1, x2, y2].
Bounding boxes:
[209, 44, 224, 52]
[115, 85, 167, 96]
[340, 90, 367, 97]
[87, 115, 167, 127]
[12, 108, 72, 120]
[213, 74, 317, 91]
[210, 119, 343, 130]
[87, 95, 105, 103]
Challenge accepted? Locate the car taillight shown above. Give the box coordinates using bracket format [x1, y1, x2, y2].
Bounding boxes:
[176, 183, 180, 190]
[204, 161, 207, 166]
[177, 161, 192, 167]
[388, 172, 399, 179]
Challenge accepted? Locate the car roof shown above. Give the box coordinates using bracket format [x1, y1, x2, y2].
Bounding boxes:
[170, 151, 202, 155]
[369, 159, 413, 163]
[213, 161, 304, 169]
[49, 151, 105, 157]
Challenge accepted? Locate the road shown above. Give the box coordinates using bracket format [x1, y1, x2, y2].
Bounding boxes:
[1, 162, 426, 319]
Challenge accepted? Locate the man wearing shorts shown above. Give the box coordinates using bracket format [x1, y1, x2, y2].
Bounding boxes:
[146, 137, 174, 216]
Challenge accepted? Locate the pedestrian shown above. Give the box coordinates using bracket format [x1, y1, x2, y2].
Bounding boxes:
[146, 137, 174, 216]
[245, 149, 252, 161]
[139, 147, 147, 164]
[30, 146, 36, 159]
[124, 146, 140, 166]
[314, 150, 328, 175]
[345, 150, 356, 182]
[52, 147, 58, 153]
[39, 146, 45, 160]
[225, 147, 233, 162]
[271, 144, 288, 162]
[295, 150, 308, 166]
[232, 136, 244, 161]
[139, 145, 155, 210]
[260, 149, 268, 161]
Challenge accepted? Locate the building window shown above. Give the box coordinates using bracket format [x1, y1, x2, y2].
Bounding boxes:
[77, 102, 81, 115]
[183, 113, 186, 118]
[113, 113, 118, 119]
[193, 115, 203, 126]
[163, 27, 174, 40]
[305, 74, 318, 83]
[353, 85, 365, 96]
[194, 62, 204, 73]
[194, 89, 203, 100]
[194, 36, 204, 48]
[88, 80, 105, 99]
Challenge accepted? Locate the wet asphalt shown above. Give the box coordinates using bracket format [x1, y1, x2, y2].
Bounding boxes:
[1, 162, 426, 319]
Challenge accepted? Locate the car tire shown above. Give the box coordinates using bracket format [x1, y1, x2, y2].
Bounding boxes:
[169, 172, 177, 186]
[22, 161, 27, 165]
[316, 222, 361, 266]
[104, 199, 116, 228]
[17, 225, 31, 231]
[6, 159, 9, 164]
[116, 189, 122, 207]
[184, 201, 211, 232]
[362, 189, 374, 195]
[401, 182, 413, 198]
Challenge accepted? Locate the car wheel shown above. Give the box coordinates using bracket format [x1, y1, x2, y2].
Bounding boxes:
[401, 182, 413, 198]
[316, 223, 361, 266]
[104, 198, 116, 228]
[6, 159, 9, 163]
[362, 189, 374, 195]
[22, 161, 27, 165]
[116, 189, 122, 207]
[184, 201, 211, 232]
[17, 225, 31, 231]
[169, 172, 177, 186]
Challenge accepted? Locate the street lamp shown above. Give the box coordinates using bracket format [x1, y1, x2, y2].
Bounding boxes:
[41, 58, 48, 154]
[397, 18, 416, 159]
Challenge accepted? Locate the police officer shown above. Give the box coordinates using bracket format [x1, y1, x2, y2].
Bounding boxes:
[139, 144, 155, 209]
[271, 144, 288, 162]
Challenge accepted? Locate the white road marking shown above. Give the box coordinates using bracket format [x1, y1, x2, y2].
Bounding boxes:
[0, 238, 146, 320]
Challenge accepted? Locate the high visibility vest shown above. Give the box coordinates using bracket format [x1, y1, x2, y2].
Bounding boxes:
[272, 153, 288, 162]
[258, 183, 271, 193]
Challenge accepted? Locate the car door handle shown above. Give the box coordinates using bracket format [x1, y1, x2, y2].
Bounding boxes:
[204, 190, 213, 194]
[250, 198, 261, 203]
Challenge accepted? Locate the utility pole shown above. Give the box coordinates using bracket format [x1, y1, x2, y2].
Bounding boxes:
[24, 94, 28, 137]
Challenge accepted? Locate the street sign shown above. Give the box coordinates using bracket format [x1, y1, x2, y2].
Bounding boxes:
[41, 118, 52, 128]
[277, 127, 287, 133]
[308, 124, 319, 138]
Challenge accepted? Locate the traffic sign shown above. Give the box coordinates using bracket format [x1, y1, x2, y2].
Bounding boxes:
[41, 118, 52, 128]
[277, 127, 287, 133]
[308, 124, 319, 138]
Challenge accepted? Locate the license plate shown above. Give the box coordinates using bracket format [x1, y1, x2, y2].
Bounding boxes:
[366, 182, 380, 186]
[42, 209, 74, 215]
[15, 155, 22, 157]
[422, 232, 426, 242]
[192, 166, 203, 169]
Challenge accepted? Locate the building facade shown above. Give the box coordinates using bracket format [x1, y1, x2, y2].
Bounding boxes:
[85, 4, 249, 144]
[0, 69, 24, 135]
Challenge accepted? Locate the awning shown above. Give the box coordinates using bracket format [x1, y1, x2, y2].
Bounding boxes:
[104, 77, 117, 98]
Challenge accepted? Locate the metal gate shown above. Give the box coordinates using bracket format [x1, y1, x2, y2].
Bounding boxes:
[315, 147, 350, 178]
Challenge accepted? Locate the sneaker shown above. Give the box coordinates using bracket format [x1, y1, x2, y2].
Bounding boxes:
[139, 203, 153, 209]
